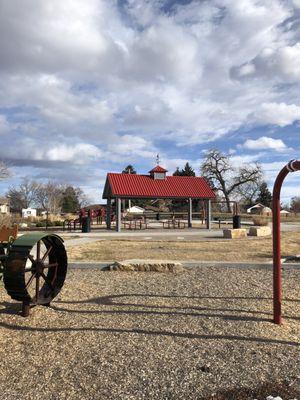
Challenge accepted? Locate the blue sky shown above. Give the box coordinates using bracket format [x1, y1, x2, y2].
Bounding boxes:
[0, 0, 300, 204]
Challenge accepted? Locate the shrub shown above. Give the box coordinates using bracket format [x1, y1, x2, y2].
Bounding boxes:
[53, 220, 64, 226]
[252, 216, 269, 226]
[35, 220, 55, 227]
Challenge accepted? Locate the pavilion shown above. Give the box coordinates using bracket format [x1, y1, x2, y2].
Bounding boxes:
[102, 165, 216, 232]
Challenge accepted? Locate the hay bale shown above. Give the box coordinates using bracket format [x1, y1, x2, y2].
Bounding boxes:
[249, 226, 271, 237]
[223, 228, 247, 239]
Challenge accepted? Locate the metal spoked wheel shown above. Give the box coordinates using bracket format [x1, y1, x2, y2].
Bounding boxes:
[3, 233, 67, 308]
[0, 246, 5, 280]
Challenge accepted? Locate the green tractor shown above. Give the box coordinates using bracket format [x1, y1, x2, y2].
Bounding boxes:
[0, 226, 68, 317]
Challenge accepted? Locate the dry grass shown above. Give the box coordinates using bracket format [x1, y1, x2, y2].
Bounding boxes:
[0, 266, 299, 399]
[0, 213, 12, 228]
[67, 231, 300, 262]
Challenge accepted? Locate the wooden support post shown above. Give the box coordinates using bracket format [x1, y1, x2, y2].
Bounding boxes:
[188, 198, 192, 228]
[116, 197, 122, 232]
[106, 198, 111, 230]
[206, 199, 211, 230]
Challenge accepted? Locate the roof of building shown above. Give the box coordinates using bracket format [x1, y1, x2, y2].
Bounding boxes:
[103, 173, 215, 199]
[149, 165, 168, 173]
[247, 203, 266, 210]
[81, 203, 106, 211]
[127, 206, 145, 212]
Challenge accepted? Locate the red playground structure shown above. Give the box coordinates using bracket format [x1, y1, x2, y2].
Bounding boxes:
[273, 159, 300, 324]
[63, 207, 106, 231]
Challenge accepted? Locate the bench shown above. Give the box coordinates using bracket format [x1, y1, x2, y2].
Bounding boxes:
[162, 219, 187, 229]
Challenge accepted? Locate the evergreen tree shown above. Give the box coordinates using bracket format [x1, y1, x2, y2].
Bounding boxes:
[122, 165, 136, 174]
[61, 186, 80, 213]
[173, 162, 195, 176]
[173, 167, 181, 176]
[256, 182, 272, 207]
[182, 162, 195, 176]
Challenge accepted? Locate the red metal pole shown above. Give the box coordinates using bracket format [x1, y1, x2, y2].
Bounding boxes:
[272, 160, 300, 324]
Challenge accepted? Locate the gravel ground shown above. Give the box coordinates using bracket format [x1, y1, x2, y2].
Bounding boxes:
[0, 266, 299, 400]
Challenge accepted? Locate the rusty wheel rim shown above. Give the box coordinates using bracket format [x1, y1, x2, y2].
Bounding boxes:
[3, 234, 67, 305]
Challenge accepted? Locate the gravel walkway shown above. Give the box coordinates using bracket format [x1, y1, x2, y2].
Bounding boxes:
[0, 266, 299, 399]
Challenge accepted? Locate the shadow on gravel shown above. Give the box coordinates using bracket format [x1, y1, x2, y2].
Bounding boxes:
[0, 294, 299, 346]
[202, 380, 300, 400]
[50, 293, 299, 325]
[0, 319, 299, 347]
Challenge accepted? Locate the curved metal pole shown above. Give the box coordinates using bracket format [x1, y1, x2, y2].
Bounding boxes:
[273, 159, 300, 324]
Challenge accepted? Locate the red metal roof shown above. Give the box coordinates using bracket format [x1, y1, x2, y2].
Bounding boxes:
[149, 165, 168, 173]
[103, 173, 216, 199]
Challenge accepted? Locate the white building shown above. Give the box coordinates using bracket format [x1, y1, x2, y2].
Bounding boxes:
[280, 210, 290, 216]
[246, 203, 272, 215]
[126, 206, 145, 214]
[0, 197, 10, 214]
[22, 208, 37, 218]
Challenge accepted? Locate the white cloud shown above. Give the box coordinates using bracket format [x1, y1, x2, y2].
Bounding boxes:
[46, 143, 101, 164]
[0, 0, 299, 199]
[0, 0, 298, 149]
[230, 153, 264, 167]
[293, 0, 300, 9]
[0, 115, 9, 134]
[107, 134, 155, 158]
[0, 138, 101, 165]
[242, 136, 287, 151]
[253, 102, 300, 127]
[235, 43, 300, 82]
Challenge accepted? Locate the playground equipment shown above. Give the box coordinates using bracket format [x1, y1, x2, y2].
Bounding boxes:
[273, 159, 300, 324]
[0, 226, 67, 317]
[63, 207, 106, 232]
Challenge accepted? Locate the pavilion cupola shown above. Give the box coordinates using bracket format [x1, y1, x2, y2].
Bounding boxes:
[149, 165, 168, 180]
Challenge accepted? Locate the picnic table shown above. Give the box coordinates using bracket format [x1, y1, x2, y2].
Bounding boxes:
[122, 219, 148, 230]
[162, 219, 187, 229]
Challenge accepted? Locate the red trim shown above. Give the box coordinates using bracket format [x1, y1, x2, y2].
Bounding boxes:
[149, 165, 168, 173]
[272, 159, 300, 324]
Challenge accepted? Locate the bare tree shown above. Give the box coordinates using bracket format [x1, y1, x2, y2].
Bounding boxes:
[75, 187, 89, 208]
[236, 180, 261, 207]
[7, 178, 39, 211]
[35, 182, 64, 214]
[201, 149, 263, 213]
[0, 161, 11, 181]
[290, 197, 300, 213]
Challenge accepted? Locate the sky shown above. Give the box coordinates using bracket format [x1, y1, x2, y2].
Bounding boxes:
[0, 0, 300, 204]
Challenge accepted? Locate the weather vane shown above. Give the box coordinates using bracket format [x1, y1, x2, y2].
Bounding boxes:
[156, 153, 160, 165]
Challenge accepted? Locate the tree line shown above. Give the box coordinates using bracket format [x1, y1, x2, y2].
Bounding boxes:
[0, 164, 87, 213]
[8, 179, 87, 213]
